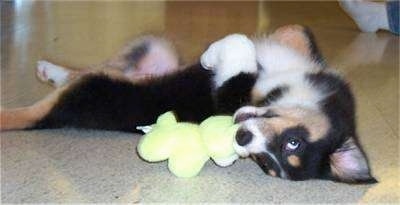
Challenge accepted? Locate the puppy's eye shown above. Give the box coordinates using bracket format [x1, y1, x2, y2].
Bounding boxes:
[285, 139, 300, 151]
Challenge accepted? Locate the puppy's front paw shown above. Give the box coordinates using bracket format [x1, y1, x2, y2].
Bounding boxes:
[201, 34, 257, 87]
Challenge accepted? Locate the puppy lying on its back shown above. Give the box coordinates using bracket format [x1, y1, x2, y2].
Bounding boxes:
[0, 25, 376, 184]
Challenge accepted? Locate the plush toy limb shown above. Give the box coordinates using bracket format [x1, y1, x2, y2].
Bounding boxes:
[137, 112, 179, 162]
[137, 128, 177, 162]
[169, 152, 209, 178]
[201, 116, 240, 158]
[213, 154, 239, 167]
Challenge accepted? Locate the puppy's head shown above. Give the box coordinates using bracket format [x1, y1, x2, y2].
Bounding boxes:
[233, 106, 376, 183]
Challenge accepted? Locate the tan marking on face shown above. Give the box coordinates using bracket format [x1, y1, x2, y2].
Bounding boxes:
[276, 107, 330, 142]
[261, 118, 298, 136]
[301, 112, 330, 142]
[270, 24, 310, 58]
[268, 169, 277, 177]
[251, 87, 265, 104]
[261, 107, 330, 142]
[288, 155, 301, 167]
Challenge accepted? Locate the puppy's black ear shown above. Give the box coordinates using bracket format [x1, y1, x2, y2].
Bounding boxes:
[329, 137, 377, 184]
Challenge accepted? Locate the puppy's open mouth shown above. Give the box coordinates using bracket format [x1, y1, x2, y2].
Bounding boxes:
[251, 153, 286, 179]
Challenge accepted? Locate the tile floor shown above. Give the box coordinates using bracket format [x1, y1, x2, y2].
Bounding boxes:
[1, 1, 399, 203]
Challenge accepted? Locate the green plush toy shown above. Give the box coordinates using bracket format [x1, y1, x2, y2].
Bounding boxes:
[137, 111, 240, 178]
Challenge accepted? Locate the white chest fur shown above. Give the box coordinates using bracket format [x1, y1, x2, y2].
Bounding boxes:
[254, 39, 324, 109]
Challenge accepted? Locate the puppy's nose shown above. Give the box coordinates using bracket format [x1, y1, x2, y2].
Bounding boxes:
[235, 129, 253, 146]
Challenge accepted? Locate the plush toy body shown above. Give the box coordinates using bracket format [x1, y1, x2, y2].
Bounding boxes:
[137, 111, 239, 178]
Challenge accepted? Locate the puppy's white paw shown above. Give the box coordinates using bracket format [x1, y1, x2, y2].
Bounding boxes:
[37, 60, 69, 87]
[200, 34, 257, 87]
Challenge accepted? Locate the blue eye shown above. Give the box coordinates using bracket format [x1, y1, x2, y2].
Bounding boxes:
[285, 139, 300, 151]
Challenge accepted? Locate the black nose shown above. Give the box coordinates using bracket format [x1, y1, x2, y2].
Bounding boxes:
[235, 129, 253, 146]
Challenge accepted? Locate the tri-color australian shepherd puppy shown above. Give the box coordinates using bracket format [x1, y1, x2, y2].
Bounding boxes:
[0, 25, 376, 184]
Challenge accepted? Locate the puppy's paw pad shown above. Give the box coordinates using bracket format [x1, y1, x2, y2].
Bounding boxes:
[37, 60, 51, 82]
[36, 60, 68, 86]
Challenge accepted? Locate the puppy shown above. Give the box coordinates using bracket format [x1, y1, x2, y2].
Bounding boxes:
[0, 25, 376, 184]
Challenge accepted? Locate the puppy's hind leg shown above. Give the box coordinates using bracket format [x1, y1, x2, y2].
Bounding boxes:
[0, 86, 66, 131]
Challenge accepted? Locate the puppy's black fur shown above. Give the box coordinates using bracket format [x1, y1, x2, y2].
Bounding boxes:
[33, 64, 257, 132]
